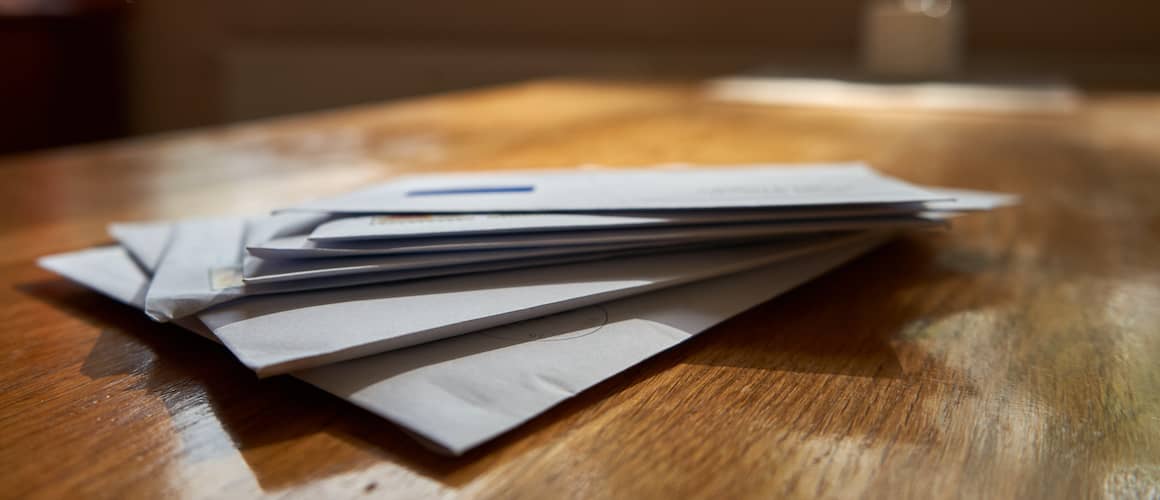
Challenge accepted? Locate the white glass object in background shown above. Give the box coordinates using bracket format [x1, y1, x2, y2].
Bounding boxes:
[861, 0, 964, 79]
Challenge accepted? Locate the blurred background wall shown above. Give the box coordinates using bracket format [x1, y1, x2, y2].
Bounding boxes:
[3, 0, 1158, 153]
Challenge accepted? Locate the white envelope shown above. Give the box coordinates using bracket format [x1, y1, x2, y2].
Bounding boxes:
[280, 163, 944, 214]
[129, 214, 886, 322]
[123, 214, 878, 373]
[142, 213, 330, 321]
[122, 219, 696, 320]
[143, 216, 248, 321]
[924, 187, 1020, 211]
[133, 218, 700, 320]
[108, 221, 172, 271]
[307, 207, 912, 242]
[295, 235, 881, 454]
[305, 186, 1005, 242]
[39, 233, 881, 455]
[244, 240, 709, 283]
[40, 246, 153, 308]
[250, 214, 940, 259]
[200, 233, 877, 376]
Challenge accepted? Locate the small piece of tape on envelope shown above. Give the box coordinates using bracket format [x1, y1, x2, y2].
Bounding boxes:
[209, 267, 244, 290]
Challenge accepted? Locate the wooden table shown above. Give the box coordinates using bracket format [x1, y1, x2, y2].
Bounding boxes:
[2, 80, 1159, 499]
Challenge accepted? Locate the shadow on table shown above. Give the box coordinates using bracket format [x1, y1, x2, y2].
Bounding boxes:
[680, 233, 1013, 377]
[684, 235, 933, 376]
[18, 279, 486, 491]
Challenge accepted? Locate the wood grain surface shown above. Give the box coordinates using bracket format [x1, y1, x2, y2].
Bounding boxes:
[1, 80, 1158, 499]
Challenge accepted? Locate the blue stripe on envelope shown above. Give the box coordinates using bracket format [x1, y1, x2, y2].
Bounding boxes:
[406, 185, 535, 196]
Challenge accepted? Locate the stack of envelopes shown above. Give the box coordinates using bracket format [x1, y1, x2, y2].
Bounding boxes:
[39, 163, 1015, 454]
